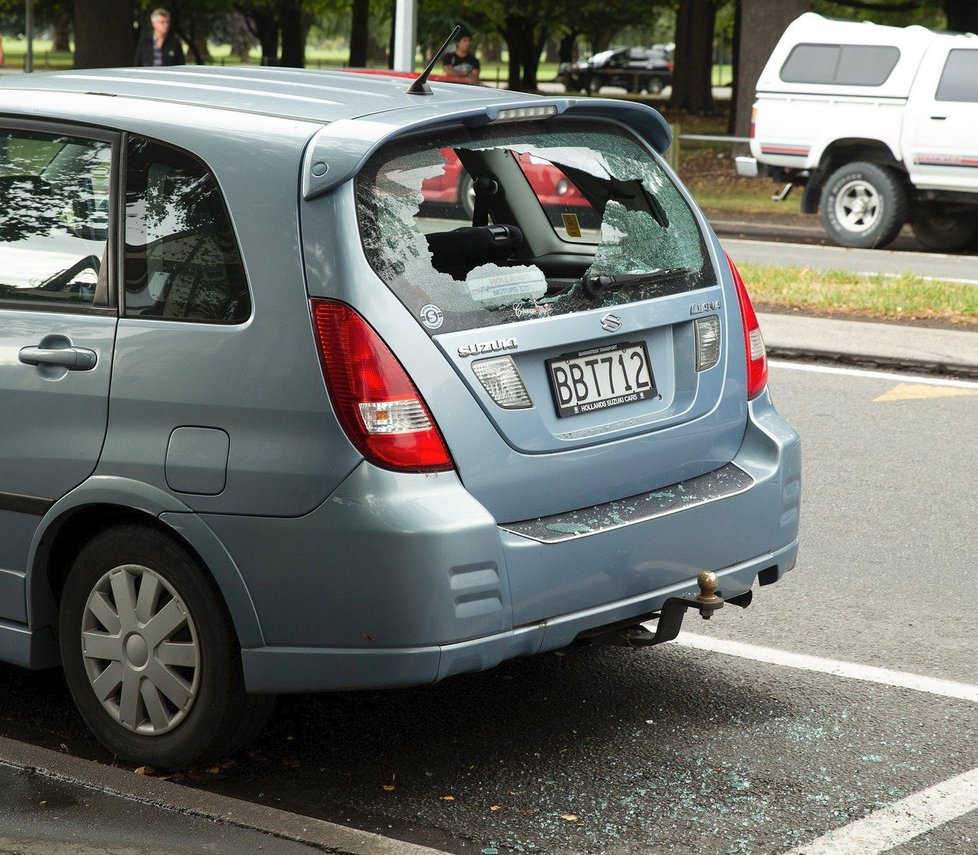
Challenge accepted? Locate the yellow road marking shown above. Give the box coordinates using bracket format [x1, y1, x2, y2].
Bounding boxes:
[875, 383, 978, 402]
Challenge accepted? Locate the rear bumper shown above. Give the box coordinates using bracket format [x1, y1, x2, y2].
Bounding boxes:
[242, 540, 796, 693]
[220, 391, 800, 694]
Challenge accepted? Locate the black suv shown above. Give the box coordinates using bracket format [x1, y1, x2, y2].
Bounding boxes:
[558, 47, 673, 94]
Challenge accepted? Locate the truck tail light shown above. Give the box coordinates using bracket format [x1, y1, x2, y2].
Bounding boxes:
[310, 299, 454, 472]
[749, 107, 757, 139]
[727, 255, 768, 400]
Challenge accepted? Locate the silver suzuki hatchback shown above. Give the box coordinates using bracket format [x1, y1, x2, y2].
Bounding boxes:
[0, 67, 800, 767]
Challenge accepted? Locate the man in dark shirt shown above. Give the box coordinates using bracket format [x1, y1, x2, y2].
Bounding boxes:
[442, 30, 480, 84]
[134, 8, 185, 67]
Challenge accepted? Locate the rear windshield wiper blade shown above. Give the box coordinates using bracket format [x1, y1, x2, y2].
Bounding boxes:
[580, 268, 692, 300]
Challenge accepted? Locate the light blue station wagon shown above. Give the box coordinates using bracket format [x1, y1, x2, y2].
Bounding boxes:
[0, 66, 800, 766]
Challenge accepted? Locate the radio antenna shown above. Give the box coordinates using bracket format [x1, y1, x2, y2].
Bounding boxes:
[407, 25, 461, 95]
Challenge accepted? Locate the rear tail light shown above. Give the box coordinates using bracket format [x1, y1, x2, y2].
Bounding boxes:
[472, 356, 533, 409]
[726, 255, 768, 399]
[694, 316, 721, 372]
[310, 299, 454, 472]
[749, 107, 757, 140]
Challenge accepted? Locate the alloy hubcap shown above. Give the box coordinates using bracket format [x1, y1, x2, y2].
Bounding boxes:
[80, 565, 200, 736]
[835, 179, 882, 234]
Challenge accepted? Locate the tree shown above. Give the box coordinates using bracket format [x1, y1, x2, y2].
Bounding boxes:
[501, 4, 552, 91]
[943, 0, 978, 32]
[349, 0, 368, 65]
[669, 0, 721, 112]
[73, 0, 135, 67]
[731, 0, 810, 137]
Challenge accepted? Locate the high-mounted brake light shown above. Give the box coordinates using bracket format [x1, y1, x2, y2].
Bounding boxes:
[726, 255, 768, 400]
[492, 105, 559, 123]
[310, 300, 454, 472]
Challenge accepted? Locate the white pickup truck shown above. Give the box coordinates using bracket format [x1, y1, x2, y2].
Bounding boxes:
[737, 13, 978, 250]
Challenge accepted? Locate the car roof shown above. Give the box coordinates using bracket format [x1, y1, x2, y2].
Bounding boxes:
[0, 67, 673, 198]
[0, 66, 527, 125]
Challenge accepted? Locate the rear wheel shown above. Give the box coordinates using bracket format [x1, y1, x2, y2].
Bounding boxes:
[59, 525, 274, 768]
[820, 161, 907, 249]
[645, 76, 665, 94]
[910, 204, 978, 251]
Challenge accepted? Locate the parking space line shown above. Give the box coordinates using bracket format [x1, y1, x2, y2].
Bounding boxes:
[783, 765, 978, 854]
[769, 360, 978, 390]
[675, 633, 978, 703]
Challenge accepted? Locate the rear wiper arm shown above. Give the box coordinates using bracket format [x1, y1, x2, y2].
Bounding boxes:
[580, 268, 690, 300]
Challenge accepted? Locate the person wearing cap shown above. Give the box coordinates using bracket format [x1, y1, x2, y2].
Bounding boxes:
[134, 8, 185, 67]
[442, 30, 480, 84]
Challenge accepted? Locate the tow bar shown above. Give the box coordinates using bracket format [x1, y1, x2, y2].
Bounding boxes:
[589, 572, 753, 649]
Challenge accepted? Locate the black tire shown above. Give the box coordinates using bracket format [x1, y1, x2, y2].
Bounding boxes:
[819, 161, 908, 249]
[910, 204, 978, 252]
[458, 173, 475, 220]
[59, 525, 274, 768]
[646, 76, 665, 94]
[587, 76, 601, 95]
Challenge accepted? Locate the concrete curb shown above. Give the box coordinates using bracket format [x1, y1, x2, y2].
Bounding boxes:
[758, 312, 978, 380]
[0, 737, 450, 855]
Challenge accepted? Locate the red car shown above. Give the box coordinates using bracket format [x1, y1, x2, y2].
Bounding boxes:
[422, 149, 590, 218]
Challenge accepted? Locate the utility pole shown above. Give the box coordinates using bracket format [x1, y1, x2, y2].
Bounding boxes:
[393, 0, 416, 71]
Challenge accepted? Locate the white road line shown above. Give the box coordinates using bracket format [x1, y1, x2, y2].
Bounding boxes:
[675, 633, 978, 703]
[769, 359, 978, 390]
[784, 765, 978, 855]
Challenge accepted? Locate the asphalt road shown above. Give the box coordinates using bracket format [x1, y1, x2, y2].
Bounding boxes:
[0, 362, 976, 854]
[722, 236, 978, 285]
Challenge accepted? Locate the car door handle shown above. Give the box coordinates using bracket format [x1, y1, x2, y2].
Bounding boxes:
[19, 344, 98, 371]
[930, 115, 947, 120]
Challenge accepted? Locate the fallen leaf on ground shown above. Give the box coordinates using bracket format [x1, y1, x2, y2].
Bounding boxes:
[560, 814, 578, 821]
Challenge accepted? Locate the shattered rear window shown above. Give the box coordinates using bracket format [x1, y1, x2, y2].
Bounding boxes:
[355, 118, 712, 335]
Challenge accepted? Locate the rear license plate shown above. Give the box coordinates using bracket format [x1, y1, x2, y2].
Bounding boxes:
[547, 342, 656, 418]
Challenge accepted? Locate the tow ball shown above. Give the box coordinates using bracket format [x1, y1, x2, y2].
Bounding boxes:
[595, 572, 753, 649]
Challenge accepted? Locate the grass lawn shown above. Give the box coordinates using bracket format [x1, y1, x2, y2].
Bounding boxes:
[742, 264, 978, 329]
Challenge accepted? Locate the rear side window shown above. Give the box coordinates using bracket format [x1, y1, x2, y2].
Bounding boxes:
[936, 50, 978, 102]
[355, 118, 710, 336]
[780, 44, 900, 86]
[124, 137, 249, 323]
[0, 129, 110, 310]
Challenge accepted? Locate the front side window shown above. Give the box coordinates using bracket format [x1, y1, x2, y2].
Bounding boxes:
[936, 49, 978, 102]
[780, 44, 900, 87]
[0, 129, 111, 309]
[356, 118, 710, 336]
[124, 137, 249, 323]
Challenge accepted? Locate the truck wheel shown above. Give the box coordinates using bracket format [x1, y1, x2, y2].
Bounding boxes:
[645, 76, 665, 94]
[911, 204, 978, 252]
[820, 162, 907, 249]
[59, 525, 274, 768]
[587, 77, 601, 95]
